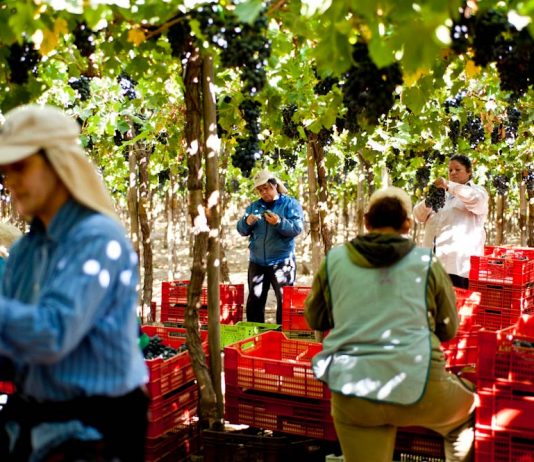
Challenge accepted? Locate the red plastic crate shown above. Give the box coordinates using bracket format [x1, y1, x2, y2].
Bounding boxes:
[477, 327, 534, 390]
[160, 303, 243, 325]
[477, 385, 534, 433]
[475, 425, 534, 462]
[441, 327, 481, 372]
[142, 326, 208, 399]
[161, 281, 244, 307]
[470, 249, 534, 286]
[224, 330, 329, 400]
[145, 422, 200, 462]
[224, 386, 336, 441]
[281, 286, 312, 331]
[454, 288, 482, 331]
[468, 281, 534, 312]
[147, 382, 199, 439]
[394, 427, 445, 461]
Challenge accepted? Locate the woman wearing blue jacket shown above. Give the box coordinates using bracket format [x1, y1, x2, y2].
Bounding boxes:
[237, 169, 304, 324]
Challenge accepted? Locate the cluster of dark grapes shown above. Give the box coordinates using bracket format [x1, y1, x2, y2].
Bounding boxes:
[281, 104, 300, 140]
[443, 89, 467, 113]
[218, 15, 270, 95]
[232, 137, 261, 178]
[492, 174, 509, 195]
[68, 75, 92, 101]
[427, 149, 446, 163]
[505, 106, 521, 142]
[239, 99, 261, 136]
[6, 41, 41, 84]
[158, 168, 170, 186]
[449, 119, 461, 147]
[340, 43, 403, 133]
[231, 99, 262, 176]
[317, 127, 333, 147]
[167, 17, 190, 59]
[73, 21, 96, 58]
[314, 70, 339, 96]
[142, 335, 186, 360]
[114, 130, 125, 147]
[192, 4, 270, 95]
[462, 115, 485, 148]
[450, 8, 534, 96]
[525, 169, 534, 192]
[415, 165, 431, 190]
[425, 185, 446, 212]
[117, 72, 138, 100]
[273, 148, 298, 170]
[343, 156, 357, 174]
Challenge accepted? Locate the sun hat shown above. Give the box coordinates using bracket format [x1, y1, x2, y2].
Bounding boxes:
[0, 104, 118, 220]
[367, 186, 413, 218]
[252, 168, 288, 194]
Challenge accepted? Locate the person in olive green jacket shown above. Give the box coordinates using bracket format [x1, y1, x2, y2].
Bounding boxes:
[305, 186, 475, 462]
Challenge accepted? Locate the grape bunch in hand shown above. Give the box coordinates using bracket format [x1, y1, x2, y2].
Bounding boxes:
[425, 184, 446, 212]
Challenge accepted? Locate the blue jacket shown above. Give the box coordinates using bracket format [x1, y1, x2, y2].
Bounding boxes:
[237, 194, 304, 266]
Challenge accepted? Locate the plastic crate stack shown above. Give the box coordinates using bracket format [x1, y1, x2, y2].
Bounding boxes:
[223, 330, 337, 441]
[469, 246, 534, 331]
[475, 314, 534, 462]
[281, 285, 316, 340]
[160, 280, 244, 326]
[142, 325, 207, 462]
[440, 287, 483, 381]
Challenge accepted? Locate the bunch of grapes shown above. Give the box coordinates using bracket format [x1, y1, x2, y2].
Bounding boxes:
[239, 99, 261, 136]
[167, 19, 190, 59]
[317, 127, 333, 147]
[273, 148, 298, 170]
[471, 10, 511, 67]
[462, 115, 485, 148]
[68, 75, 92, 101]
[340, 43, 403, 133]
[314, 71, 339, 96]
[492, 174, 509, 195]
[505, 106, 521, 142]
[450, 7, 533, 96]
[496, 29, 533, 96]
[202, 7, 270, 95]
[425, 185, 446, 212]
[232, 136, 261, 178]
[282, 104, 300, 140]
[73, 21, 96, 58]
[343, 156, 357, 174]
[525, 169, 534, 192]
[114, 130, 124, 147]
[117, 72, 138, 100]
[415, 166, 431, 190]
[7, 41, 41, 84]
[142, 335, 185, 360]
[443, 89, 467, 114]
[448, 119, 461, 148]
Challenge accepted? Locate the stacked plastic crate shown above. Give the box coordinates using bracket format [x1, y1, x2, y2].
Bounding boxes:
[281, 285, 315, 339]
[160, 280, 244, 326]
[440, 287, 482, 381]
[223, 330, 337, 441]
[142, 325, 208, 462]
[469, 246, 534, 331]
[476, 314, 534, 461]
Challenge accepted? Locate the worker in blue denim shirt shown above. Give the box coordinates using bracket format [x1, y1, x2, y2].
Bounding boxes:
[237, 169, 304, 324]
[0, 105, 149, 462]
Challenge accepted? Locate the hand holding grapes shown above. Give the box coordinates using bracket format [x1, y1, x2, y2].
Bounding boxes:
[434, 177, 448, 190]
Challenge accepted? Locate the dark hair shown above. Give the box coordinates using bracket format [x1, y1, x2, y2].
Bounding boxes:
[365, 197, 407, 231]
[450, 154, 472, 172]
[267, 178, 277, 186]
